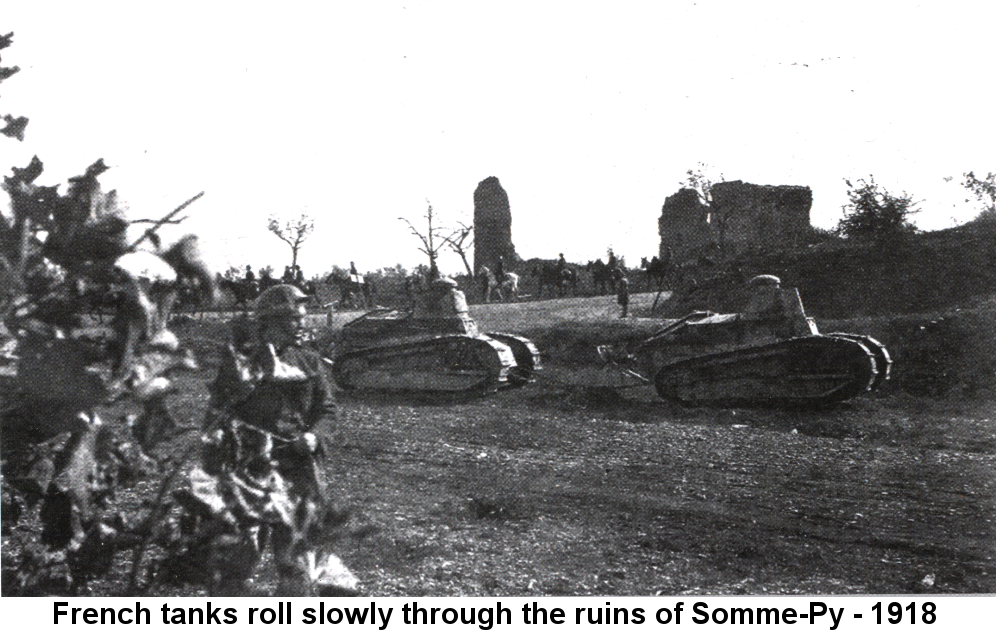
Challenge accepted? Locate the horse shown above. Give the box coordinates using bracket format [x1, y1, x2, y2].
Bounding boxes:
[326, 271, 374, 309]
[218, 277, 259, 309]
[532, 262, 578, 297]
[586, 259, 617, 295]
[478, 266, 519, 303]
[640, 256, 672, 291]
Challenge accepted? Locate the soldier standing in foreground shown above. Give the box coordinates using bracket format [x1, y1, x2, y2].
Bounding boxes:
[173, 284, 357, 595]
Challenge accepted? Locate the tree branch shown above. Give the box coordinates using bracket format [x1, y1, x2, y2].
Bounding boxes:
[129, 216, 188, 225]
[128, 192, 204, 251]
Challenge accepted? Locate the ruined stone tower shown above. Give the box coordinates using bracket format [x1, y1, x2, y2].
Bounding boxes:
[473, 176, 519, 272]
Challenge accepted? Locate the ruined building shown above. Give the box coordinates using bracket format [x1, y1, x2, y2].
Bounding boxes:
[473, 176, 520, 272]
[659, 180, 812, 261]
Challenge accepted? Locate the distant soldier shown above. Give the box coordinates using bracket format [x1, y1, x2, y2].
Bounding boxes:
[281, 265, 294, 284]
[607, 249, 618, 271]
[494, 255, 505, 282]
[349, 261, 358, 277]
[556, 253, 567, 271]
[617, 274, 630, 318]
[244, 265, 255, 282]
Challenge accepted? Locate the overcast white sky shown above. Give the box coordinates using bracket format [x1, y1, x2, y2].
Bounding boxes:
[3, 1, 994, 276]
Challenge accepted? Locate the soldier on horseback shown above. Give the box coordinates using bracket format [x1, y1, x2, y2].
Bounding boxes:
[479, 265, 519, 303]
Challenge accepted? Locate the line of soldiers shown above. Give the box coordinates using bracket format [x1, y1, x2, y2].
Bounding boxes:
[494, 251, 629, 315]
[241, 264, 308, 287]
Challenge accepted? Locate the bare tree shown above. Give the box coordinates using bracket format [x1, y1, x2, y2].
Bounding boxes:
[441, 220, 474, 277]
[399, 200, 445, 278]
[267, 212, 314, 269]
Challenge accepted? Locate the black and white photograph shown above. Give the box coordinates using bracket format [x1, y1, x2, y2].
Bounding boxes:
[1, 0, 993, 612]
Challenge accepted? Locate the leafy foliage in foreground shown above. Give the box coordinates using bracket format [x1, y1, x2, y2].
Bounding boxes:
[0, 31, 223, 593]
[0, 153, 218, 594]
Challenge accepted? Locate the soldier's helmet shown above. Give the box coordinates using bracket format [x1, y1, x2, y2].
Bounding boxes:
[255, 284, 308, 320]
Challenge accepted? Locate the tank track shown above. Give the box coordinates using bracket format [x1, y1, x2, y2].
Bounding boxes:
[825, 333, 892, 391]
[653, 335, 880, 407]
[485, 333, 542, 387]
[330, 335, 517, 395]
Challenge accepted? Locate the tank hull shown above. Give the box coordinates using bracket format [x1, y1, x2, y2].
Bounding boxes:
[326, 308, 539, 394]
[652, 335, 879, 407]
[331, 333, 517, 394]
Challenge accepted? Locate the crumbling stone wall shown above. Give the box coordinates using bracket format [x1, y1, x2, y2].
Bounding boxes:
[659, 180, 812, 260]
[712, 181, 812, 253]
[473, 176, 520, 272]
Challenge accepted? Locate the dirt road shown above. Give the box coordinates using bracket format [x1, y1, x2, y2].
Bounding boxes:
[326, 371, 995, 596]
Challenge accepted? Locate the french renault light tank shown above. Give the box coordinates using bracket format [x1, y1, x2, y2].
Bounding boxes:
[602, 275, 891, 407]
[325, 277, 540, 394]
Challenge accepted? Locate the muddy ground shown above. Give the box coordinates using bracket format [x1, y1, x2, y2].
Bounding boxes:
[323, 373, 995, 596]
